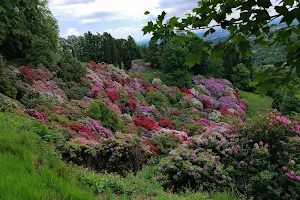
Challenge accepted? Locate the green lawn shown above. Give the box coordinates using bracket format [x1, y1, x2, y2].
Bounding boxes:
[240, 91, 274, 118]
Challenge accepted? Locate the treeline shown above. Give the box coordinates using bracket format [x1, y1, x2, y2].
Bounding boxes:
[0, 0, 59, 66]
[60, 33, 141, 69]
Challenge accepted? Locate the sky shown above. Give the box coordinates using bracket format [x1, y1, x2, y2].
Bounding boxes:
[48, 0, 198, 41]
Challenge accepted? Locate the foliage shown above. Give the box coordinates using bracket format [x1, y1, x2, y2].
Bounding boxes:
[162, 68, 193, 88]
[143, 0, 300, 94]
[231, 63, 251, 91]
[0, 0, 58, 61]
[0, 57, 17, 98]
[272, 88, 300, 115]
[145, 91, 170, 109]
[87, 100, 124, 133]
[58, 51, 86, 82]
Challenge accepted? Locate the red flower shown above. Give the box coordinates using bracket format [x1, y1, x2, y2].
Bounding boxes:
[133, 115, 159, 131]
[87, 61, 102, 71]
[24, 109, 45, 122]
[105, 88, 119, 102]
[120, 79, 130, 86]
[158, 118, 174, 129]
[20, 66, 42, 83]
[127, 100, 137, 111]
[181, 88, 192, 95]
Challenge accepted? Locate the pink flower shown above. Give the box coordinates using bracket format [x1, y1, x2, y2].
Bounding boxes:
[296, 176, 300, 181]
[282, 166, 288, 171]
[249, 139, 253, 143]
[221, 175, 226, 179]
[263, 149, 268, 153]
[235, 145, 241, 151]
[292, 147, 297, 151]
[290, 171, 295, 175]
[254, 143, 259, 149]
[259, 141, 264, 146]
[265, 143, 269, 147]
[269, 123, 273, 127]
[290, 160, 296, 165]
[240, 160, 245, 165]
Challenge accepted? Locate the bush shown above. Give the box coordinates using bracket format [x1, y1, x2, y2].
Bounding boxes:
[68, 132, 151, 175]
[230, 63, 251, 91]
[145, 92, 169, 109]
[161, 68, 192, 88]
[0, 56, 17, 98]
[272, 89, 300, 115]
[58, 51, 85, 82]
[230, 110, 300, 200]
[87, 100, 124, 133]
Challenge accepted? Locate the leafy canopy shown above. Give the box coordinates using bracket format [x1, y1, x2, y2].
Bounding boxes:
[143, 0, 300, 94]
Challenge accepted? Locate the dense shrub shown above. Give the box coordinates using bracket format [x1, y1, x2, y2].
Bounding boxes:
[58, 51, 85, 82]
[0, 57, 17, 98]
[68, 132, 151, 175]
[145, 92, 169, 109]
[230, 110, 300, 200]
[161, 68, 192, 88]
[87, 100, 124, 133]
[133, 115, 159, 131]
[231, 63, 251, 91]
[272, 89, 300, 115]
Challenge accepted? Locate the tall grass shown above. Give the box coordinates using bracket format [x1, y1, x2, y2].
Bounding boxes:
[0, 112, 97, 200]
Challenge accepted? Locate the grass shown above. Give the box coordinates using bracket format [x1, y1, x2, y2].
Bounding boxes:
[240, 91, 273, 118]
[0, 112, 97, 200]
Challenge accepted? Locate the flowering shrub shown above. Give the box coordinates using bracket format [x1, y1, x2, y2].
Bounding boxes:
[158, 118, 174, 129]
[68, 132, 151, 175]
[181, 88, 192, 95]
[87, 61, 102, 71]
[105, 88, 119, 102]
[133, 115, 159, 131]
[24, 109, 45, 122]
[20, 66, 42, 83]
[127, 100, 137, 111]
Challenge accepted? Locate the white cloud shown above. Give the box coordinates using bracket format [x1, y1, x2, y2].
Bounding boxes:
[49, 0, 164, 22]
[79, 18, 101, 24]
[64, 28, 80, 37]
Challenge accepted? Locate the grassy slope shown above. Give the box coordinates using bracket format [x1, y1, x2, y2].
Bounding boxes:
[0, 112, 97, 200]
[240, 91, 273, 118]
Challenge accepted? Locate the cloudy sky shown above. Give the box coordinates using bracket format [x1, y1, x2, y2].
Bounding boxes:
[48, 0, 198, 41]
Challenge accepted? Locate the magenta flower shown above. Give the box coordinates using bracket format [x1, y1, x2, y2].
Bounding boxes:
[221, 175, 226, 179]
[249, 139, 253, 143]
[290, 171, 295, 175]
[263, 149, 268, 153]
[286, 173, 294, 179]
[240, 160, 245, 165]
[290, 160, 296, 165]
[296, 176, 300, 181]
[254, 143, 259, 149]
[282, 166, 288, 171]
[235, 145, 241, 151]
[259, 141, 264, 146]
[265, 143, 269, 147]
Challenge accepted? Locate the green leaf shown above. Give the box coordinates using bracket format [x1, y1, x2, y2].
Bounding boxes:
[158, 11, 167, 22]
[255, 82, 275, 95]
[295, 94, 300, 99]
[253, 71, 269, 82]
[168, 17, 179, 28]
[296, 65, 300, 76]
[185, 54, 201, 68]
[144, 11, 150, 15]
[174, 35, 186, 45]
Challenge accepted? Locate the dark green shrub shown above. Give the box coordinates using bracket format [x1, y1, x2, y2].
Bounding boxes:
[0, 56, 17, 98]
[161, 68, 192, 88]
[230, 63, 251, 91]
[20, 91, 50, 108]
[272, 89, 300, 115]
[87, 100, 124, 132]
[58, 51, 85, 82]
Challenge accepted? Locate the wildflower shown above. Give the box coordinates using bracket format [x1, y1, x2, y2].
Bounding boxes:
[254, 143, 259, 149]
[296, 176, 300, 181]
[240, 160, 245, 165]
[235, 145, 241, 151]
[290, 160, 296, 165]
[259, 141, 264, 146]
[249, 139, 253, 143]
[290, 171, 295, 175]
[292, 147, 297, 151]
[263, 149, 268, 153]
[156, 176, 162, 181]
[282, 166, 288, 171]
[221, 175, 226, 179]
[286, 173, 294, 179]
